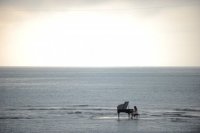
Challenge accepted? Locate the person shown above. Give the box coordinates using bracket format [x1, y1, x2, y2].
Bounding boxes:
[134, 106, 137, 113]
[133, 106, 139, 118]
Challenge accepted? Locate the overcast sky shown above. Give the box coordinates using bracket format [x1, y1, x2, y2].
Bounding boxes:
[0, 0, 200, 67]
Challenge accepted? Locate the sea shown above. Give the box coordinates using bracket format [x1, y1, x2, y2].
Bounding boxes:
[0, 67, 200, 133]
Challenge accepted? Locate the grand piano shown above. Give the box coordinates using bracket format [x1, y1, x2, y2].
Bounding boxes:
[117, 101, 134, 119]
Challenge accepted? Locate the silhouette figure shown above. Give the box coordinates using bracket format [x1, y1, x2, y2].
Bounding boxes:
[133, 106, 139, 118]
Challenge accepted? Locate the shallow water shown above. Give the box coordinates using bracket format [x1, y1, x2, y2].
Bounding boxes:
[0, 67, 200, 133]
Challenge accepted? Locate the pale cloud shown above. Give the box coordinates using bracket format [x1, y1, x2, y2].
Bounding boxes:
[0, 0, 200, 66]
[143, 6, 200, 66]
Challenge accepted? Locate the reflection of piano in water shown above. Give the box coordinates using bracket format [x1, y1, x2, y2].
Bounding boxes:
[117, 101, 139, 119]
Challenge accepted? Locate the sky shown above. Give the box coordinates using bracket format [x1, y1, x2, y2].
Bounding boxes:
[0, 0, 200, 67]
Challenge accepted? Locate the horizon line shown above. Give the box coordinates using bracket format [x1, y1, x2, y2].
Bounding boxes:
[0, 66, 200, 68]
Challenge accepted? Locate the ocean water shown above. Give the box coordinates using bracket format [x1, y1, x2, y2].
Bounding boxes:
[0, 67, 200, 133]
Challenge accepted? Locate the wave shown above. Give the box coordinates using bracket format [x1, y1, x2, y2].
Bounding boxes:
[6, 106, 115, 111]
[148, 108, 200, 120]
[2, 106, 200, 121]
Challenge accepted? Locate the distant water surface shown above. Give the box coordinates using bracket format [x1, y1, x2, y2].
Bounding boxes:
[0, 67, 200, 133]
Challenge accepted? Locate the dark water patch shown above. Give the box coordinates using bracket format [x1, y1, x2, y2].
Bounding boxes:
[67, 112, 75, 114]
[170, 118, 188, 122]
[149, 110, 200, 120]
[181, 115, 200, 118]
[0, 116, 32, 120]
[144, 108, 200, 121]
[6, 108, 18, 111]
[162, 112, 185, 117]
[27, 108, 60, 110]
[75, 111, 82, 114]
[84, 111, 117, 119]
[161, 111, 200, 119]
[175, 108, 200, 112]
[151, 114, 163, 117]
[72, 105, 89, 107]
